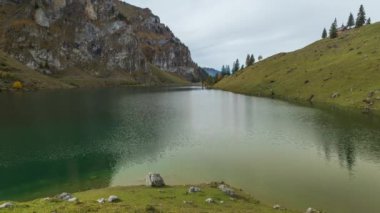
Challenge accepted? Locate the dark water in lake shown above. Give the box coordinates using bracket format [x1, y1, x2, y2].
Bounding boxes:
[0, 87, 379, 213]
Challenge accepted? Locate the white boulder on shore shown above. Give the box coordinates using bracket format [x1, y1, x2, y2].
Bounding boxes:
[205, 198, 214, 203]
[306, 207, 320, 213]
[146, 173, 165, 187]
[97, 198, 106, 204]
[108, 195, 120, 203]
[0, 202, 13, 209]
[56, 192, 74, 201]
[188, 186, 201, 193]
[218, 184, 235, 197]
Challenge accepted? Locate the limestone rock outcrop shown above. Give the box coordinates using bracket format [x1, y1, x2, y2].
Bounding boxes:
[0, 0, 205, 82]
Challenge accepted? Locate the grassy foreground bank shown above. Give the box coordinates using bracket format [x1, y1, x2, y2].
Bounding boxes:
[214, 23, 380, 114]
[0, 184, 300, 213]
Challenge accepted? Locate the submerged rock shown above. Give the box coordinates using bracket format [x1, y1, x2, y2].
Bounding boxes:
[218, 184, 235, 197]
[0, 202, 13, 209]
[188, 186, 201, 193]
[146, 173, 165, 187]
[108, 195, 120, 203]
[273, 204, 281, 209]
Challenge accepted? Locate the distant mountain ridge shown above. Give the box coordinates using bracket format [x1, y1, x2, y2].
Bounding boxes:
[202, 67, 220, 77]
[0, 0, 206, 90]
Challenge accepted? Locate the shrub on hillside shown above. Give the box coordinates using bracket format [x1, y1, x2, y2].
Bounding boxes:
[12, 81, 23, 90]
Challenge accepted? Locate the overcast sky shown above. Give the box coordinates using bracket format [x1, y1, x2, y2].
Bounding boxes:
[125, 0, 379, 69]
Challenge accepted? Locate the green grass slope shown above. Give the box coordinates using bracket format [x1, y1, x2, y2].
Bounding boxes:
[0, 184, 299, 213]
[0, 50, 72, 91]
[215, 23, 380, 113]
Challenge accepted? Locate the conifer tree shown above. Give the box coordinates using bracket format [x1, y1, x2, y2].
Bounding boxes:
[245, 54, 255, 67]
[329, 18, 338, 39]
[355, 5, 366, 28]
[347, 13, 355, 28]
[226, 65, 231, 75]
[322, 28, 327, 39]
[221, 65, 225, 74]
[366, 18, 371, 25]
[245, 54, 251, 67]
[232, 59, 240, 74]
[250, 54, 255, 64]
[258, 55, 263, 61]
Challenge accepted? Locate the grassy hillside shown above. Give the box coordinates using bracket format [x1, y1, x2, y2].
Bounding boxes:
[0, 184, 299, 213]
[0, 50, 72, 91]
[215, 23, 380, 113]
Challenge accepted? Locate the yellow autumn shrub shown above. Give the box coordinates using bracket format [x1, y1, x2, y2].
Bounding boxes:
[12, 81, 23, 89]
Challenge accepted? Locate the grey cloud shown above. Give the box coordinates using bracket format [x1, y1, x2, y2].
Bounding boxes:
[125, 0, 379, 69]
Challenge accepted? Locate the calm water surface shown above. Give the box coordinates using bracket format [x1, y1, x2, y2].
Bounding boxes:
[0, 87, 380, 213]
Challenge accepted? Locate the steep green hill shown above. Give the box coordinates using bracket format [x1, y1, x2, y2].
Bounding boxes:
[215, 23, 380, 113]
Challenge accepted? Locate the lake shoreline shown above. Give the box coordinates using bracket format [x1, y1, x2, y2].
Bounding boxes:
[0, 183, 304, 213]
[213, 86, 380, 116]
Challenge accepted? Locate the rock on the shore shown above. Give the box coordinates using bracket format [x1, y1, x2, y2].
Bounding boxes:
[108, 195, 120, 203]
[56, 192, 74, 201]
[188, 186, 201, 193]
[68, 197, 78, 203]
[205, 198, 214, 203]
[97, 198, 106, 204]
[306, 207, 320, 213]
[146, 173, 165, 187]
[0, 202, 13, 209]
[218, 184, 235, 197]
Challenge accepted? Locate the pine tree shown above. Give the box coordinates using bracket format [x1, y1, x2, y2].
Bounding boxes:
[245, 54, 255, 67]
[250, 54, 255, 64]
[232, 59, 240, 74]
[221, 65, 226, 75]
[347, 13, 355, 28]
[226, 65, 231, 75]
[258, 55, 263, 61]
[240, 65, 244, 70]
[245, 54, 251, 67]
[322, 28, 327, 39]
[355, 5, 366, 28]
[366, 17, 371, 25]
[329, 18, 338, 39]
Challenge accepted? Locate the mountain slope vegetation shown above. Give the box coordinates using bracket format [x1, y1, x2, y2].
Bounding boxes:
[215, 23, 380, 113]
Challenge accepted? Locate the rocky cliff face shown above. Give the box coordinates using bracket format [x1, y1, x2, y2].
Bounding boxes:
[0, 0, 204, 82]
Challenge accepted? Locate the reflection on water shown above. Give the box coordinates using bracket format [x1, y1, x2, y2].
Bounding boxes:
[0, 87, 380, 212]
